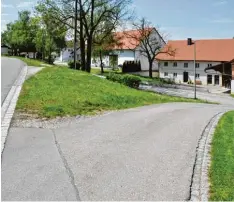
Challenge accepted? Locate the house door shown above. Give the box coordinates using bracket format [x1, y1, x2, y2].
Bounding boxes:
[214, 75, 219, 85]
[183, 72, 188, 82]
[109, 55, 118, 68]
[207, 75, 212, 84]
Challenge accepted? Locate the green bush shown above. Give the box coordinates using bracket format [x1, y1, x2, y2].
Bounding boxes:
[106, 73, 141, 88]
[68, 60, 81, 70]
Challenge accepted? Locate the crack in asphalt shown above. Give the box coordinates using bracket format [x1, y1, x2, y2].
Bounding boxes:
[51, 129, 81, 201]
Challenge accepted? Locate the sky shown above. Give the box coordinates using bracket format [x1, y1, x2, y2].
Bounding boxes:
[1, 0, 234, 40]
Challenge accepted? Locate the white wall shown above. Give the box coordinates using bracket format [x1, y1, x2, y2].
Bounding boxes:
[118, 50, 135, 65]
[59, 48, 81, 62]
[231, 80, 234, 93]
[91, 55, 110, 67]
[1, 47, 8, 54]
[135, 29, 166, 71]
[159, 61, 222, 86]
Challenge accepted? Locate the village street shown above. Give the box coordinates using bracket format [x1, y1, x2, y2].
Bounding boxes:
[2, 57, 234, 201]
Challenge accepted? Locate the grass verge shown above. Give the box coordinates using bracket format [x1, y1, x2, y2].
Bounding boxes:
[17, 67, 209, 118]
[6, 56, 46, 66]
[91, 68, 173, 85]
[209, 110, 234, 201]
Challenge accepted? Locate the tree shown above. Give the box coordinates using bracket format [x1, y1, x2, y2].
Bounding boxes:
[126, 18, 174, 78]
[1, 11, 38, 56]
[93, 29, 123, 73]
[36, 0, 132, 72]
[35, 4, 67, 63]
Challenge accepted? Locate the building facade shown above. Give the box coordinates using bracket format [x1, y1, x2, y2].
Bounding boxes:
[156, 39, 234, 88]
[58, 28, 165, 71]
[1, 45, 10, 55]
[159, 61, 221, 85]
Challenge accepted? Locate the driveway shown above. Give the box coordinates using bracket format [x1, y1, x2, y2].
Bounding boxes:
[140, 85, 234, 106]
[1, 57, 25, 105]
[2, 103, 233, 201]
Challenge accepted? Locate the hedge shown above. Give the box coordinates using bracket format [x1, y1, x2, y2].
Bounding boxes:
[106, 73, 141, 88]
[68, 60, 81, 70]
[122, 60, 141, 73]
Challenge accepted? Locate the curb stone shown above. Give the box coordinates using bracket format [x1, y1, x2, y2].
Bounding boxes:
[1, 65, 28, 154]
[189, 112, 226, 201]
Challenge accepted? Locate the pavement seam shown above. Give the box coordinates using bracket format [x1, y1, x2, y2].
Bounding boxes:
[1, 65, 28, 154]
[51, 129, 81, 201]
[189, 111, 226, 201]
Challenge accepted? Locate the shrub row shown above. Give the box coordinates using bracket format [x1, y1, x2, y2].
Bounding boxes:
[68, 60, 81, 70]
[106, 73, 141, 88]
[122, 60, 141, 73]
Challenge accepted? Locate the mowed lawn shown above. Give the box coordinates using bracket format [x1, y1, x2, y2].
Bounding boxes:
[7, 56, 45, 66]
[209, 111, 234, 201]
[17, 67, 206, 118]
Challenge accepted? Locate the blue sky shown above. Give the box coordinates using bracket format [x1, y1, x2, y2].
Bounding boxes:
[1, 0, 234, 40]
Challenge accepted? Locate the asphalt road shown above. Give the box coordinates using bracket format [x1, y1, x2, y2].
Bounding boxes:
[2, 103, 233, 201]
[1, 57, 25, 105]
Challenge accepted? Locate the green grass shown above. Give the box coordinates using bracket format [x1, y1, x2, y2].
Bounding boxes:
[231, 94, 234, 98]
[5, 56, 45, 66]
[209, 111, 234, 201]
[16, 67, 207, 118]
[91, 68, 172, 85]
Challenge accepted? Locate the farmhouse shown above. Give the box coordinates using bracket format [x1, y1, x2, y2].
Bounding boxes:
[156, 39, 234, 88]
[58, 28, 166, 71]
[94, 28, 166, 71]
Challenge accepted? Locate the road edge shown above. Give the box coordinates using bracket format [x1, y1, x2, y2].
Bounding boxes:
[189, 111, 226, 201]
[1, 65, 28, 154]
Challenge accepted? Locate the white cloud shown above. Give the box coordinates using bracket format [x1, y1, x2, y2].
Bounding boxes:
[210, 18, 234, 23]
[1, 4, 14, 8]
[212, 0, 228, 6]
[17, 1, 34, 8]
[1, 13, 10, 16]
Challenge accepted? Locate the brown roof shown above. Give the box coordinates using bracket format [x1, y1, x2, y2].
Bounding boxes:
[112, 28, 154, 50]
[156, 39, 234, 62]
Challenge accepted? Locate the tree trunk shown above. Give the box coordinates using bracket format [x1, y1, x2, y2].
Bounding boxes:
[86, 37, 92, 73]
[149, 61, 153, 78]
[79, 1, 86, 71]
[99, 50, 104, 74]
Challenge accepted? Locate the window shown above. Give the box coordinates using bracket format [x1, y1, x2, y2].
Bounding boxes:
[184, 63, 188, 68]
[195, 74, 200, 78]
[173, 73, 177, 78]
[173, 62, 177, 67]
[164, 72, 168, 77]
[195, 63, 200, 68]
[207, 64, 212, 67]
[164, 62, 168, 66]
[207, 75, 212, 84]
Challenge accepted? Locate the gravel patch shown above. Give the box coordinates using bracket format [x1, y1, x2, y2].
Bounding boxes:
[11, 111, 114, 129]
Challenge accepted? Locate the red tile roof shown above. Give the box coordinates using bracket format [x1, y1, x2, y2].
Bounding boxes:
[156, 39, 234, 62]
[112, 28, 154, 50]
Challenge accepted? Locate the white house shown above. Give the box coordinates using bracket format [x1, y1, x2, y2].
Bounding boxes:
[1, 44, 10, 55]
[58, 28, 166, 71]
[156, 39, 234, 87]
[57, 47, 81, 62]
[99, 28, 166, 71]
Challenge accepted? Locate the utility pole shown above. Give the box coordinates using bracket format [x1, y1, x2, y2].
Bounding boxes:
[194, 42, 197, 99]
[74, 0, 78, 69]
[188, 38, 197, 99]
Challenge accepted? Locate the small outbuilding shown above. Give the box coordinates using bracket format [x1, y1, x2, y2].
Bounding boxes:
[205, 59, 234, 93]
[1, 44, 10, 55]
